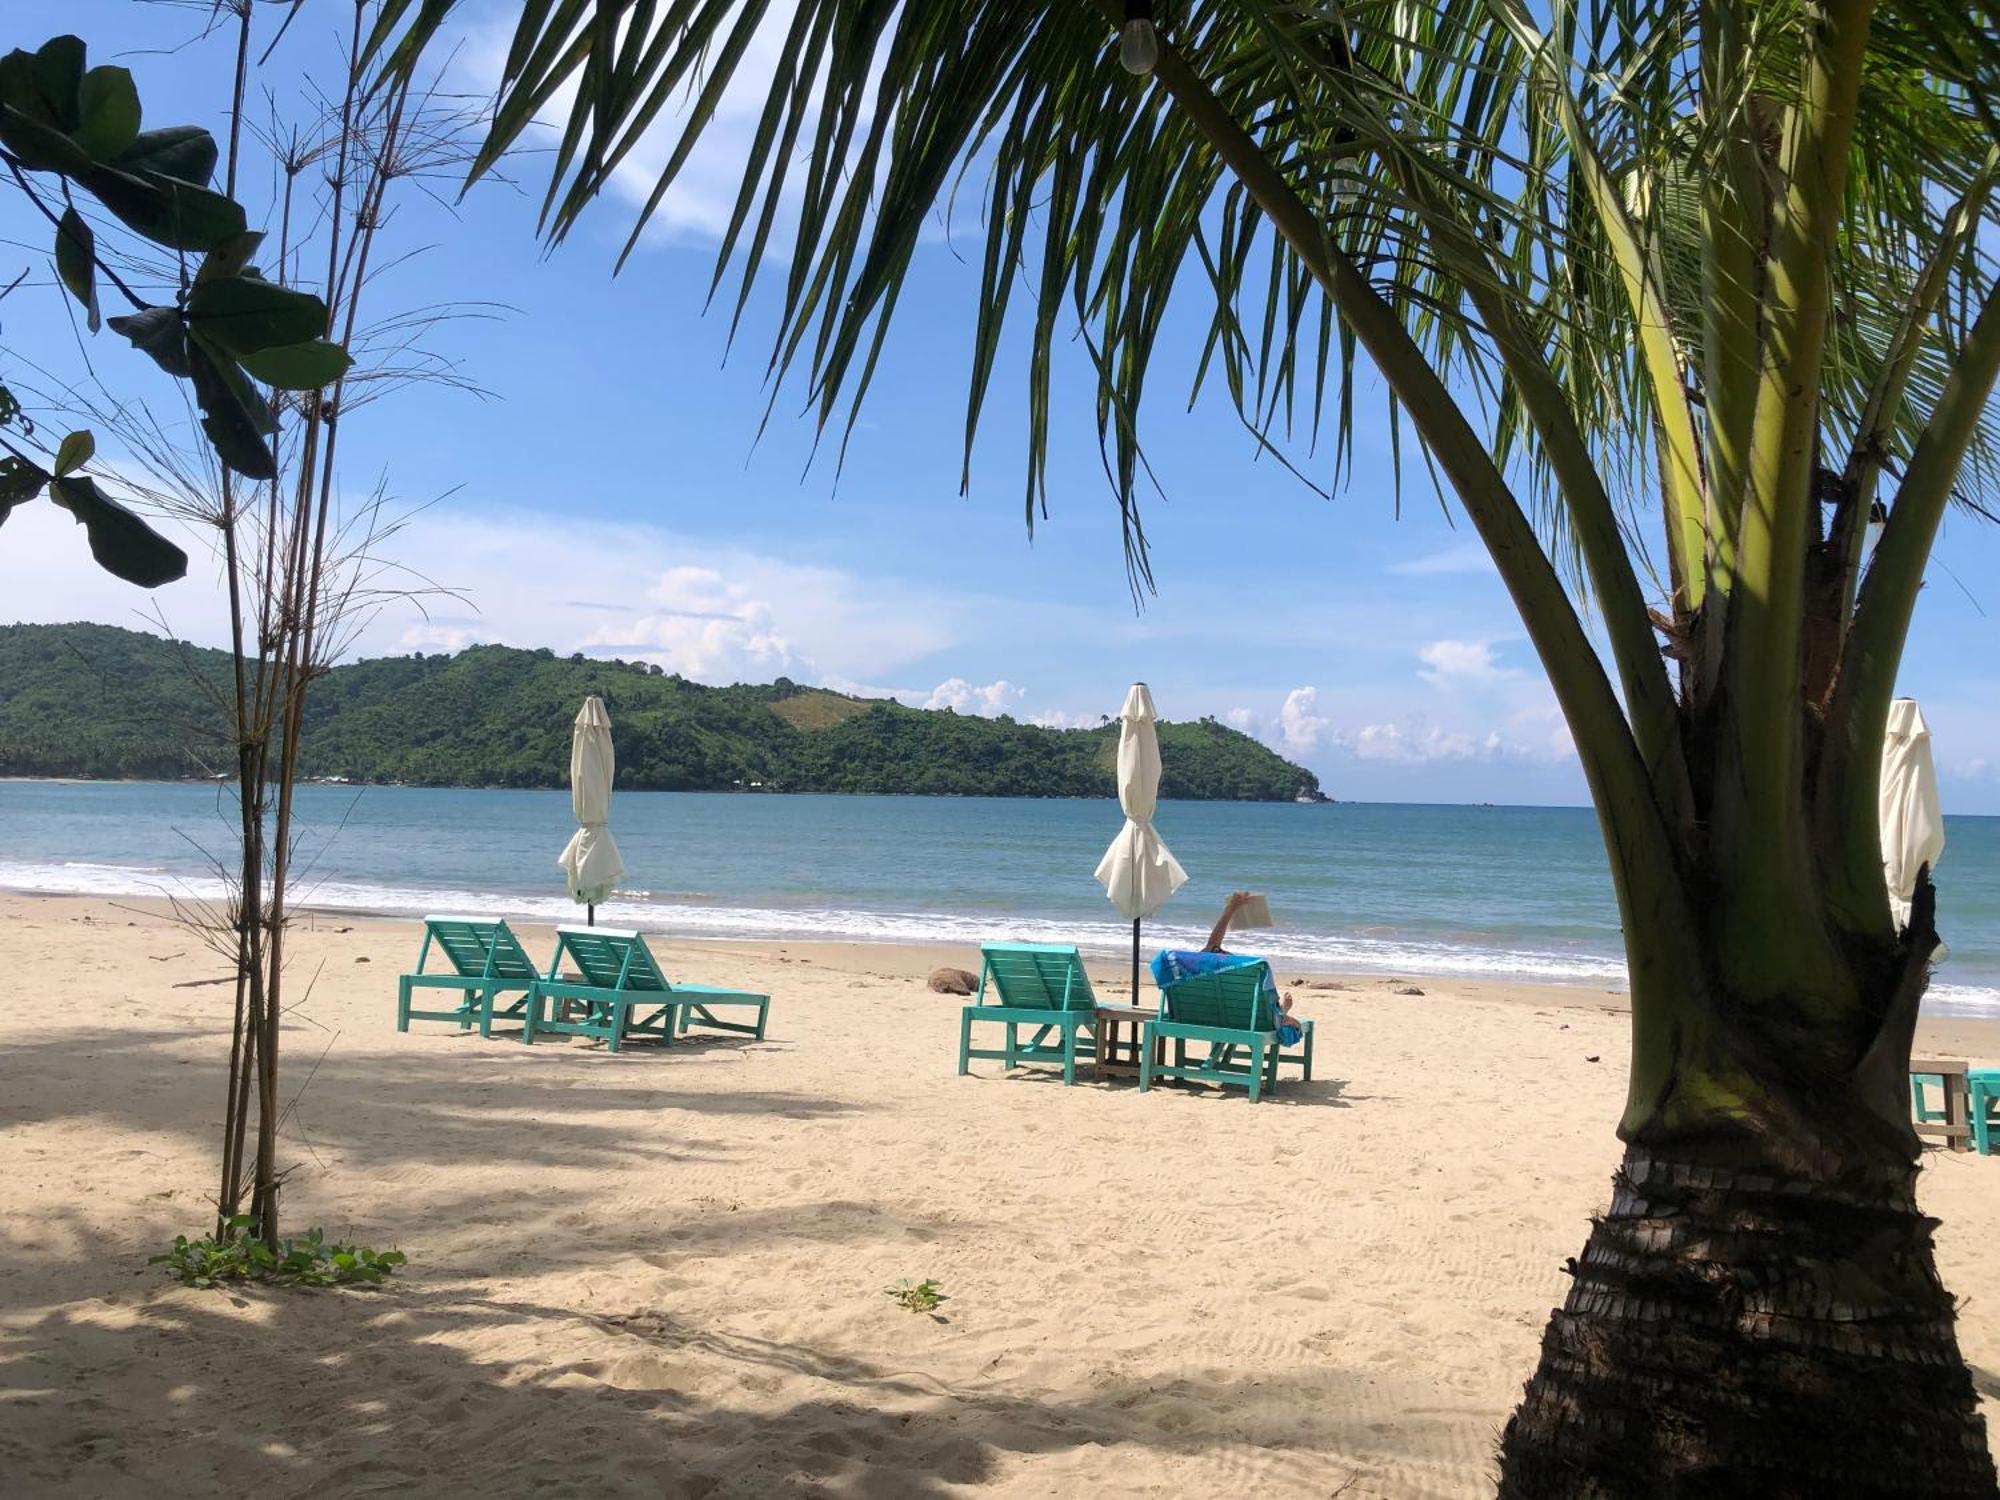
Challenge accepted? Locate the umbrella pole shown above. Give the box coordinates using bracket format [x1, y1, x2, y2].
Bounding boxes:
[1131, 917, 1141, 1005]
[587, 903, 595, 928]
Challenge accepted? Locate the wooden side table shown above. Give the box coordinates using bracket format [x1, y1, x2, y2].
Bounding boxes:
[1093, 1004, 1160, 1080]
[1911, 1058, 1973, 1152]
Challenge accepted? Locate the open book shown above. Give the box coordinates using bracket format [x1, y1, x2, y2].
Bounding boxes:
[1229, 893, 1274, 930]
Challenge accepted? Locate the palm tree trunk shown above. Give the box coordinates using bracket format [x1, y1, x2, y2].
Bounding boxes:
[1500, 1144, 1990, 1496]
[1498, 881, 1996, 1495]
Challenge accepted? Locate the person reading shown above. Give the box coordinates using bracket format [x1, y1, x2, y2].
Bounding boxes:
[1150, 890, 1304, 1044]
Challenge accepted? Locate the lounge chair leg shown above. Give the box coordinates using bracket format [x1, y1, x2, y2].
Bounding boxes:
[396, 979, 411, 1033]
[958, 1009, 973, 1075]
[523, 993, 539, 1045]
[1063, 1027, 1077, 1087]
[1248, 1046, 1266, 1103]
[1139, 1028, 1154, 1093]
[1005, 1022, 1018, 1072]
[1302, 1023, 1314, 1082]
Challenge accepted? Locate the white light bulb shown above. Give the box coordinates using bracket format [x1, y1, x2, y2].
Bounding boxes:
[1119, 18, 1160, 75]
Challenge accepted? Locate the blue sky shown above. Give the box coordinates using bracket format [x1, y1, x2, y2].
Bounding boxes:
[5, 2, 1999, 810]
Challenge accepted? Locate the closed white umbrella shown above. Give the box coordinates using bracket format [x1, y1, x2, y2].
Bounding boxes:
[1094, 682, 1188, 1001]
[1880, 697, 1945, 932]
[557, 696, 625, 924]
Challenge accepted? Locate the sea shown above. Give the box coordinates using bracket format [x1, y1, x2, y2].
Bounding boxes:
[4, 780, 1998, 1018]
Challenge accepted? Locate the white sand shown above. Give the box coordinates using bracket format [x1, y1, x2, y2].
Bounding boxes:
[0, 894, 1994, 1497]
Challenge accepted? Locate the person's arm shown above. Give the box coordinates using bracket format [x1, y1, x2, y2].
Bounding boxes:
[1203, 891, 1251, 952]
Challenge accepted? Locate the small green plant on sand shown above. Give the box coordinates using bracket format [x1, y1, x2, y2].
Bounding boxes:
[885, 1278, 946, 1315]
[152, 1216, 406, 1290]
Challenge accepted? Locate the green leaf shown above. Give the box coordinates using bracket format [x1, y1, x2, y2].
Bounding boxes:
[53, 428, 92, 477]
[0, 455, 47, 519]
[187, 338, 277, 479]
[73, 66, 140, 162]
[115, 125, 218, 186]
[47, 475, 186, 587]
[81, 164, 245, 253]
[107, 306, 191, 378]
[29, 36, 84, 130]
[197, 230, 265, 286]
[188, 275, 329, 356]
[238, 338, 352, 390]
[55, 207, 98, 332]
[0, 101, 92, 174]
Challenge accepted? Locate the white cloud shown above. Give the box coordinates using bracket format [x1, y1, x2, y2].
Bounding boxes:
[1276, 686, 1330, 753]
[1418, 638, 1516, 689]
[1388, 543, 1495, 577]
[1028, 708, 1099, 729]
[0, 503, 976, 691]
[925, 677, 1025, 717]
[600, 564, 799, 681]
[1224, 707, 1258, 733]
[1348, 722, 1496, 763]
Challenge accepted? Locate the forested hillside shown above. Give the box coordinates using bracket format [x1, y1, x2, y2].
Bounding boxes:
[0, 624, 1324, 801]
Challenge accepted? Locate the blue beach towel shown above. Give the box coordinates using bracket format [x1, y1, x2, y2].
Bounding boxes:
[1151, 949, 1301, 1044]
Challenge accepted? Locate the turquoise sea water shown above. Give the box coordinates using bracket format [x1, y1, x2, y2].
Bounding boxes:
[3, 780, 1997, 1016]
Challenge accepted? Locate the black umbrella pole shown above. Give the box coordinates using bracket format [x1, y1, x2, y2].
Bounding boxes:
[1132, 917, 1141, 1005]
[588, 903, 595, 927]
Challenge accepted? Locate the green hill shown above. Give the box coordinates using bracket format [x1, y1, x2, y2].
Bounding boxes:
[0, 623, 1324, 801]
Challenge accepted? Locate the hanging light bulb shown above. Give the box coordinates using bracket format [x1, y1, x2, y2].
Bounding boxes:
[1120, 0, 1160, 76]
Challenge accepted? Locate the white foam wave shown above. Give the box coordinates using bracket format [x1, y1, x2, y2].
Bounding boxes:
[5, 857, 1997, 1016]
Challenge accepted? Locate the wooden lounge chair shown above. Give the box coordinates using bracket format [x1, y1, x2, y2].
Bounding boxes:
[1141, 960, 1313, 1102]
[525, 926, 770, 1053]
[396, 914, 542, 1038]
[957, 942, 1100, 1085]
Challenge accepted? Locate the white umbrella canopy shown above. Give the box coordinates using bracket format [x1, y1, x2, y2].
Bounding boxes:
[1095, 684, 1187, 1000]
[557, 696, 626, 917]
[1880, 697, 1944, 931]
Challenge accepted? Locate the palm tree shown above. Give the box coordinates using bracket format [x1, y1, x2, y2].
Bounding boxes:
[368, 1, 1999, 1490]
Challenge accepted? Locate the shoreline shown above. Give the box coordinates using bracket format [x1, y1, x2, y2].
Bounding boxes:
[24, 891, 2000, 1058]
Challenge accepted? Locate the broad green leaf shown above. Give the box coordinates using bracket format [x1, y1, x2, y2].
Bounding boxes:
[72, 65, 140, 161]
[197, 230, 265, 286]
[187, 275, 328, 356]
[48, 475, 187, 587]
[0, 101, 91, 174]
[81, 164, 245, 253]
[115, 125, 218, 185]
[29, 36, 83, 128]
[187, 338, 277, 479]
[53, 428, 93, 477]
[55, 207, 98, 332]
[0, 456, 47, 520]
[106, 306, 191, 378]
[238, 337, 352, 390]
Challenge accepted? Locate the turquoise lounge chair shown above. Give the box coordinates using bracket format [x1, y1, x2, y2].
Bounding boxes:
[397, 914, 542, 1038]
[525, 926, 770, 1053]
[1973, 1070, 1999, 1156]
[1141, 960, 1314, 1102]
[957, 942, 1099, 1085]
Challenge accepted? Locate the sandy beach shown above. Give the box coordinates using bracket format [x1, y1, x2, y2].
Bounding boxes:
[1, 892, 1994, 1498]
